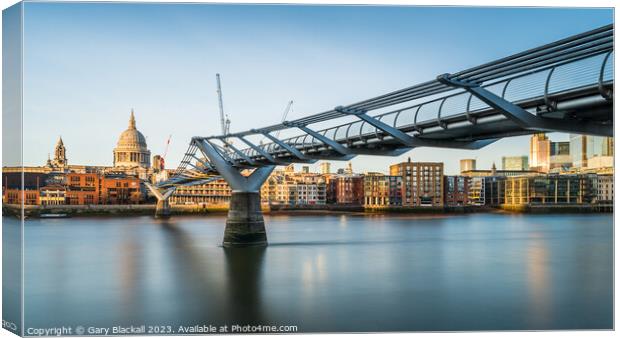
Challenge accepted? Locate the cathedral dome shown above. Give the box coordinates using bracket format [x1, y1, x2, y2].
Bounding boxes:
[116, 123, 147, 151]
[113, 110, 151, 168]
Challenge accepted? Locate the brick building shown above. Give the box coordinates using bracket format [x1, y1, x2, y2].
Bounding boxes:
[100, 174, 142, 204]
[2, 172, 46, 205]
[328, 174, 364, 205]
[390, 158, 444, 207]
[444, 176, 469, 206]
[66, 173, 100, 205]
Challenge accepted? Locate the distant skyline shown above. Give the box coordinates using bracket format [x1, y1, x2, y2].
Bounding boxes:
[19, 3, 613, 175]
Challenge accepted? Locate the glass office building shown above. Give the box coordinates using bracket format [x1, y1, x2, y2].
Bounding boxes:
[570, 135, 613, 168]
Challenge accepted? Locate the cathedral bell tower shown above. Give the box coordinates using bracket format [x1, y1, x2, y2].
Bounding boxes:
[52, 136, 67, 167]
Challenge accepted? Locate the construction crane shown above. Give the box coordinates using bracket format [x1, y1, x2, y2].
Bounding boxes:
[216, 74, 231, 141]
[260, 100, 293, 145]
[275, 100, 293, 139]
[156, 134, 172, 170]
[162, 134, 172, 166]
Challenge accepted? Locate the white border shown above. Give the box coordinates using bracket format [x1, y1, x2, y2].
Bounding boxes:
[0, 1, 616, 338]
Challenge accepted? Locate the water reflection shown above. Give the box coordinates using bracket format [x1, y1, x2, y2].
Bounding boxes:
[158, 221, 268, 326]
[20, 214, 613, 332]
[118, 231, 139, 321]
[223, 247, 266, 325]
[526, 234, 551, 327]
[158, 220, 227, 324]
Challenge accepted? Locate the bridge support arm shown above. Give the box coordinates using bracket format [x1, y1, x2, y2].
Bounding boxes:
[237, 136, 280, 164]
[213, 143, 237, 164]
[255, 130, 312, 161]
[218, 137, 258, 165]
[437, 74, 612, 137]
[144, 182, 176, 201]
[144, 182, 176, 218]
[283, 121, 351, 155]
[335, 106, 415, 145]
[335, 106, 497, 150]
[194, 139, 247, 191]
[194, 138, 274, 192]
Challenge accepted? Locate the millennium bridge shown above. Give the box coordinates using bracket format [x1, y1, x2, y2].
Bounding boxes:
[147, 24, 614, 247]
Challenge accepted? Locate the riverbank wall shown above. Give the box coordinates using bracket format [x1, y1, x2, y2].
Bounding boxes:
[2, 204, 235, 218]
[3, 204, 157, 218]
[499, 204, 613, 213]
[3, 203, 612, 218]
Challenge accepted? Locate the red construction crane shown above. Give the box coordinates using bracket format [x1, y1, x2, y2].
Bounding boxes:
[160, 134, 172, 169]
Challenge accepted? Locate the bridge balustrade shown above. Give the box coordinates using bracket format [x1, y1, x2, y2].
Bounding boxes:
[216, 50, 613, 166]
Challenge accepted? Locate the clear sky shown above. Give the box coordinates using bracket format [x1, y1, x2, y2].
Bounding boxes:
[21, 2, 613, 174]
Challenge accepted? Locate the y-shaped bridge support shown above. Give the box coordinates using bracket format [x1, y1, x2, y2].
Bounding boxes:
[144, 183, 177, 218]
[194, 138, 275, 247]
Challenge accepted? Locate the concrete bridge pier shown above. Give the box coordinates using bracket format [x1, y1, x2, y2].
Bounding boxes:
[155, 198, 172, 218]
[219, 165, 274, 247]
[144, 183, 176, 219]
[225, 191, 267, 246]
[194, 139, 275, 247]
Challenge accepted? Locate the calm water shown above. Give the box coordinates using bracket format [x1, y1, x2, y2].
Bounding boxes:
[8, 213, 614, 332]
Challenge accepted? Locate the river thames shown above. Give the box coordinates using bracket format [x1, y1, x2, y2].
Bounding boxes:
[8, 212, 613, 332]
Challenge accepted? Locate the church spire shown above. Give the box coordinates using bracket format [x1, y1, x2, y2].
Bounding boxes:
[53, 135, 67, 167]
[129, 109, 136, 129]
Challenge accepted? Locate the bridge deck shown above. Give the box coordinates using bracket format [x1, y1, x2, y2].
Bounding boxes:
[158, 24, 614, 188]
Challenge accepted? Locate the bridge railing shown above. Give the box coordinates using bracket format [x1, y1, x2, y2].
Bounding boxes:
[225, 49, 613, 163]
[154, 140, 221, 188]
[165, 24, 612, 176]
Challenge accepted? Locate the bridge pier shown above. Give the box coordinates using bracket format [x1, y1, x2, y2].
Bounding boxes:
[194, 139, 275, 247]
[224, 192, 267, 247]
[155, 198, 172, 218]
[144, 183, 176, 219]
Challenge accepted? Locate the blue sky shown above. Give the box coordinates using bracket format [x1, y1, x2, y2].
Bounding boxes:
[21, 3, 613, 174]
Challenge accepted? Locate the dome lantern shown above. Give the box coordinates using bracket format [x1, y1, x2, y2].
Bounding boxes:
[129, 108, 136, 129]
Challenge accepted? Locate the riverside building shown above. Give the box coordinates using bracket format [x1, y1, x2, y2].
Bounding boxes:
[328, 173, 364, 205]
[169, 178, 232, 207]
[444, 175, 469, 206]
[261, 169, 327, 206]
[363, 172, 402, 207]
[390, 158, 444, 207]
[503, 174, 596, 206]
[596, 174, 614, 203]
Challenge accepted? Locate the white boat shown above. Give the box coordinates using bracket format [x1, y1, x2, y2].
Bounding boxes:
[39, 213, 70, 218]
